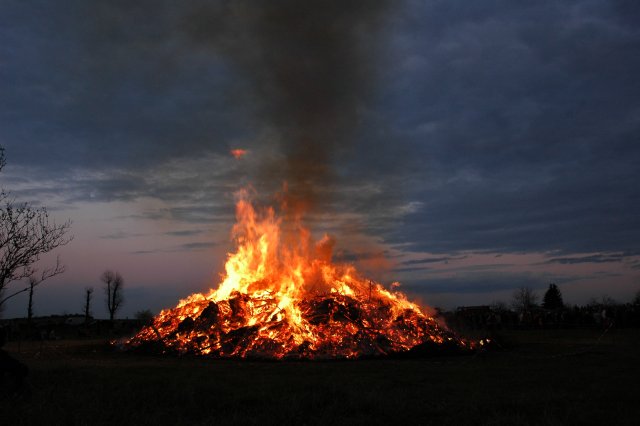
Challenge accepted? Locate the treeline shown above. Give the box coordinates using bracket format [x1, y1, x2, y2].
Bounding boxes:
[0, 316, 146, 342]
[443, 283, 640, 331]
[445, 303, 640, 331]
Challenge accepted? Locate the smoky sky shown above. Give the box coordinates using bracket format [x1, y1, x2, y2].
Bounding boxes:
[182, 0, 393, 210]
[1, 0, 640, 260]
[0, 0, 396, 213]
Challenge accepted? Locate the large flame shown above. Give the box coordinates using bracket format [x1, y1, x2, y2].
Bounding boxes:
[128, 190, 474, 359]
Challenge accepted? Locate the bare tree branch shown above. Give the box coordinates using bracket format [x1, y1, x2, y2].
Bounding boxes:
[0, 147, 72, 312]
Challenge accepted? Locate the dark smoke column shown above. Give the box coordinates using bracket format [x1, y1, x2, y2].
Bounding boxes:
[185, 0, 393, 213]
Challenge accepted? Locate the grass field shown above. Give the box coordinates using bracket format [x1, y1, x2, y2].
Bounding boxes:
[2, 328, 639, 425]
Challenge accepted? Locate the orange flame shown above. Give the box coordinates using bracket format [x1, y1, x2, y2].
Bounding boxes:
[230, 149, 247, 159]
[128, 189, 474, 359]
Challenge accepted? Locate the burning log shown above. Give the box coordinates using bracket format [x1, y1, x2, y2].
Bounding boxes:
[177, 317, 195, 333]
[198, 301, 219, 322]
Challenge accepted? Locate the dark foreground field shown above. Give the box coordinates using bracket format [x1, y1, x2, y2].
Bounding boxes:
[2, 328, 639, 425]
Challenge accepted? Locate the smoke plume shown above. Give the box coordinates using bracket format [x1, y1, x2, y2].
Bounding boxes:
[183, 0, 393, 212]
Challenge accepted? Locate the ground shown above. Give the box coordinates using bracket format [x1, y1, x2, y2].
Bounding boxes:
[2, 328, 639, 425]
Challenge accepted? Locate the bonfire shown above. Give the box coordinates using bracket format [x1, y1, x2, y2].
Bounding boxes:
[127, 189, 476, 359]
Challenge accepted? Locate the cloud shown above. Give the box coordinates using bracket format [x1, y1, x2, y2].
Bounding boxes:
[179, 241, 218, 251]
[131, 240, 219, 255]
[392, 266, 432, 273]
[3, 153, 240, 224]
[333, 249, 396, 263]
[100, 231, 147, 240]
[101, 228, 207, 240]
[1, 0, 639, 260]
[342, 0, 640, 256]
[401, 272, 555, 295]
[543, 253, 628, 265]
[399, 256, 467, 266]
[164, 230, 204, 237]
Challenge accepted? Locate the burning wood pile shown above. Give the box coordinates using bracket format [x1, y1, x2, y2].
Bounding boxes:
[127, 191, 475, 359]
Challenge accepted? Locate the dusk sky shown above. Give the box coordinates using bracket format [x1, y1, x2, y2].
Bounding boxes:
[1, 0, 639, 319]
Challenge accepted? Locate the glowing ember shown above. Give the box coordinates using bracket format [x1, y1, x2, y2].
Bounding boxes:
[127, 190, 475, 359]
[230, 149, 248, 159]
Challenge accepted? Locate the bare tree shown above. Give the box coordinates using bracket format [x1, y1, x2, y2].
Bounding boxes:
[587, 295, 617, 308]
[102, 270, 124, 321]
[84, 286, 94, 323]
[0, 147, 72, 312]
[27, 276, 37, 322]
[511, 287, 538, 312]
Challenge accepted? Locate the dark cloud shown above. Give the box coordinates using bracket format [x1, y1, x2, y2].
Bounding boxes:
[394, 262, 518, 276]
[0, 0, 247, 171]
[131, 250, 159, 255]
[100, 231, 146, 240]
[401, 272, 556, 295]
[164, 230, 204, 237]
[1, 0, 398, 214]
[181, 0, 395, 211]
[384, 171, 640, 254]
[544, 253, 628, 265]
[121, 206, 233, 225]
[3, 154, 241, 224]
[358, 0, 640, 255]
[1, 0, 639, 260]
[587, 271, 624, 279]
[400, 256, 467, 266]
[131, 240, 219, 255]
[180, 241, 218, 251]
[393, 266, 431, 273]
[333, 249, 397, 263]
[391, 255, 468, 273]
[102, 229, 207, 239]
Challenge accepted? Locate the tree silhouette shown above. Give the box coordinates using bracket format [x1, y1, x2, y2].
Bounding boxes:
[102, 270, 124, 321]
[0, 146, 72, 312]
[27, 277, 37, 322]
[84, 287, 94, 323]
[511, 287, 538, 312]
[542, 283, 564, 310]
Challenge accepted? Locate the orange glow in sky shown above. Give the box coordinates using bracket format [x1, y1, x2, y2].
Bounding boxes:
[230, 149, 247, 159]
